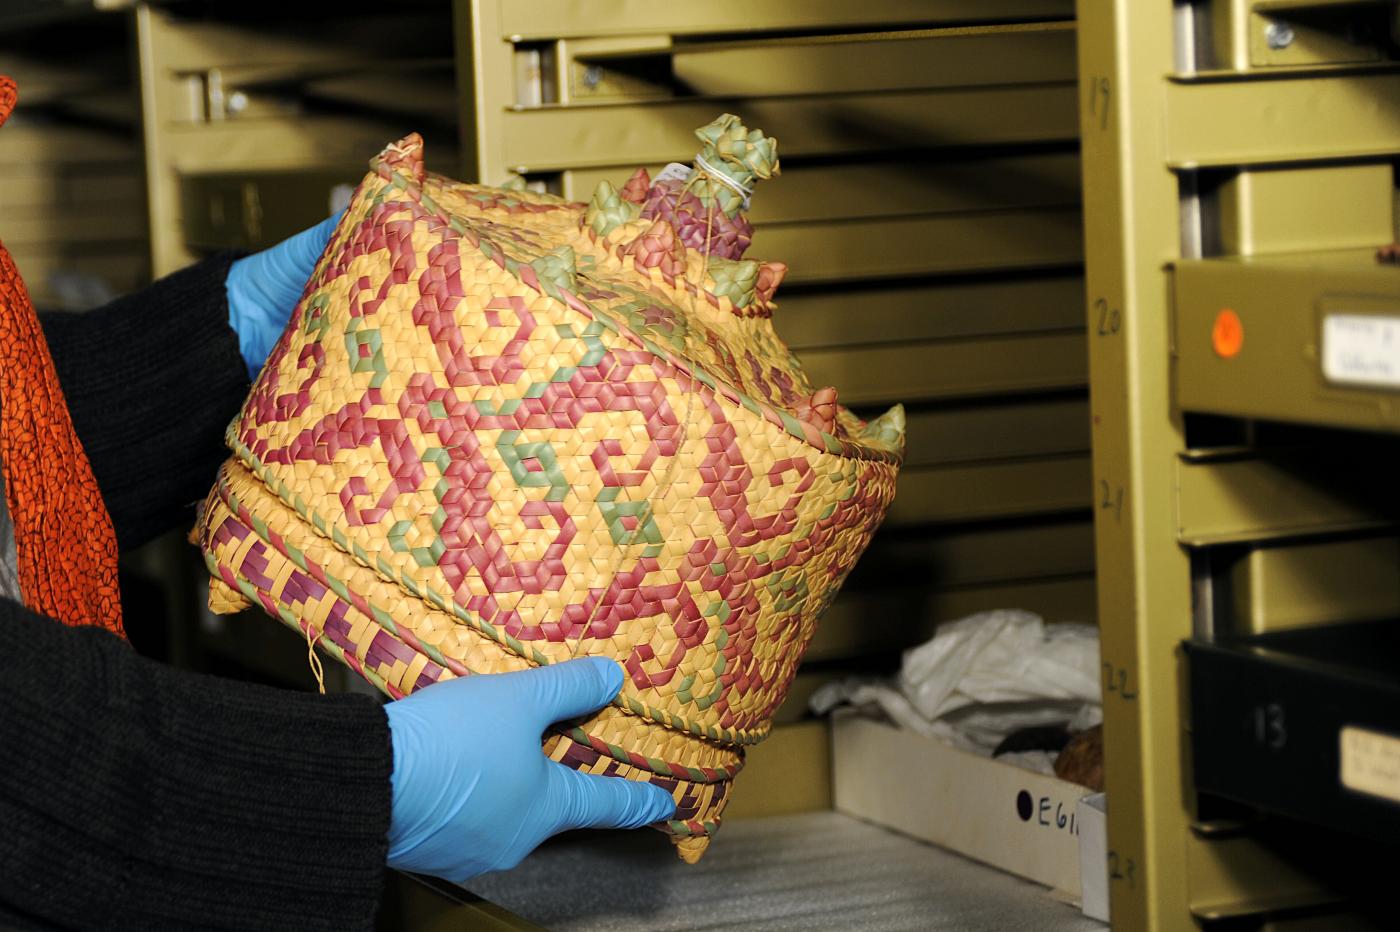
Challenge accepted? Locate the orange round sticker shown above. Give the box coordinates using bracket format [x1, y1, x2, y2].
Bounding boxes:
[1212, 309, 1244, 359]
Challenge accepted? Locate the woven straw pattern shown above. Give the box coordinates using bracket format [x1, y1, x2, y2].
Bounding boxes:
[196, 118, 903, 860]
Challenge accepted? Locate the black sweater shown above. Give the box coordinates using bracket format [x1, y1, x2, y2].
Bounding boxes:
[0, 256, 393, 931]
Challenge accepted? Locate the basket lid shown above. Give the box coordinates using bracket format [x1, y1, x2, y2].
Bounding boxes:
[368, 115, 904, 463]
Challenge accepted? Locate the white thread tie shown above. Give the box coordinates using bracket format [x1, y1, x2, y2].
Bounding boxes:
[693, 154, 752, 209]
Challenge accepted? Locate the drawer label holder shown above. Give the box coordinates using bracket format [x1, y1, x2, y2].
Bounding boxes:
[1340, 725, 1400, 804]
[1321, 314, 1400, 390]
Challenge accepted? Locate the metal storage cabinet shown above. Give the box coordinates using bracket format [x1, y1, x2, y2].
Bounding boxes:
[1080, 1, 1400, 928]
[1, 2, 1109, 926]
[452, 0, 1093, 823]
[133, 0, 461, 277]
[5, 0, 1096, 805]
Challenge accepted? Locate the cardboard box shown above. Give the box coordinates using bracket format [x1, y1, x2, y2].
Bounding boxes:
[1076, 793, 1109, 922]
[831, 712, 1097, 897]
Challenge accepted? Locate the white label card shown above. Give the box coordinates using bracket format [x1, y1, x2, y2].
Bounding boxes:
[1322, 314, 1400, 389]
[653, 162, 693, 185]
[1340, 725, 1400, 804]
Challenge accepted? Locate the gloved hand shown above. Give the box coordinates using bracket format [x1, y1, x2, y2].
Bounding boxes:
[225, 213, 341, 377]
[384, 657, 677, 882]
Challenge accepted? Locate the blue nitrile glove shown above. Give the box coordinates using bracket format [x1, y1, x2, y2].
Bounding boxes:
[225, 212, 342, 377]
[384, 657, 677, 882]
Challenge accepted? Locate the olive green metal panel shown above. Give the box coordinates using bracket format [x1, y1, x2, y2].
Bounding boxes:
[1218, 163, 1393, 255]
[811, 517, 1098, 661]
[1248, 6, 1390, 68]
[901, 398, 1090, 467]
[670, 23, 1076, 96]
[1184, 834, 1343, 927]
[136, 4, 457, 276]
[297, 69, 458, 125]
[721, 721, 832, 819]
[4, 248, 150, 307]
[0, 167, 144, 211]
[1174, 251, 1400, 432]
[1232, 536, 1400, 633]
[453, 0, 488, 182]
[1210, 0, 1253, 70]
[1176, 452, 1399, 546]
[1087, 3, 1400, 924]
[924, 575, 1097, 625]
[565, 153, 1084, 224]
[755, 208, 1082, 284]
[1208, 0, 1393, 71]
[137, 111, 429, 273]
[0, 124, 137, 164]
[1, 206, 145, 246]
[496, 1, 1075, 40]
[180, 169, 362, 252]
[1077, 3, 1197, 929]
[886, 456, 1090, 527]
[805, 575, 1097, 661]
[150, 118, 425, 169]
[498, 86, 1077, 173]
[773, 276, 1085, 350]
[1165, 71, 1400, 168]
[858, 518, 1096, 589]
[771, 671, 846, 727]
[554, 36, 673, 104]
[798, 333, 1086, 405]
[0, 38, 147, 308]
[136, 5, 311, 275]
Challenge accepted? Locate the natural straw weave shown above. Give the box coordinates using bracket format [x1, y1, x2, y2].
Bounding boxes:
[195, 115, 904, 862]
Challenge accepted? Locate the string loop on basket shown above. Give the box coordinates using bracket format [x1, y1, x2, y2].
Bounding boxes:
[305, 622, 327, 695]
[692, 153, 753, 209]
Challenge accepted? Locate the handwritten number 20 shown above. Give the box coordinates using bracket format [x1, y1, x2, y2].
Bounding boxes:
[1095, 298, 1122, 337]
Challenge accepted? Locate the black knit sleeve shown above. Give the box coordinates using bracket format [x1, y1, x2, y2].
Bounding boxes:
[38, 255, 253, 552]
[0, 598, 392, 931]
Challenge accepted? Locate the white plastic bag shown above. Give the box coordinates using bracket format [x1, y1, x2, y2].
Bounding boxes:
[901, 610, 1100, 720]
[810, 610, 1102, 758]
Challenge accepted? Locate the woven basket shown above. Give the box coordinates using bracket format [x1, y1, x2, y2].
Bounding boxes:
[195, 115, 904, 862]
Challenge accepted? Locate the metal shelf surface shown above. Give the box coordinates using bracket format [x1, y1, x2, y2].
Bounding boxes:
[466, 811, 1104, 932]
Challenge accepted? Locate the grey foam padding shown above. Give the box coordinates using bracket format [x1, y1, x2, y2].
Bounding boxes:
[466, 811, 1107, 931]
